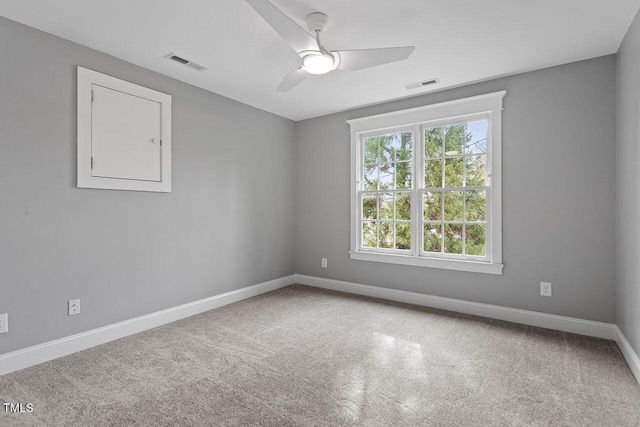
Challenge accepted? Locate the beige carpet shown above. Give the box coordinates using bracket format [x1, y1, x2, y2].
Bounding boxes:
[1, 285, 639, 426]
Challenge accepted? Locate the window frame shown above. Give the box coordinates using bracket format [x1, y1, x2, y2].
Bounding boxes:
[348, 91, 505, 275]
[358, 125, 415, 255]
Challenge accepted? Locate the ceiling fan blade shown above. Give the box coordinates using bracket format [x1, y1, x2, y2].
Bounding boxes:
[277, 68, 309, 92]
[336, 46, 415, 71]
[245, 0, 317, 54]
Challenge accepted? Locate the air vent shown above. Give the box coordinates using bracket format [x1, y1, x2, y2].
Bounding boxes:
[165, 53, 208, 72]
[404, 78, 440, 90]
[169, 55, 189, 64]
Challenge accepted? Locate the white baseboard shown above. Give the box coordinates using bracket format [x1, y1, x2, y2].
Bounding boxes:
[615, 326, 640, 384]
[0, 275, 296, 376]
[295, 274, 617, 340]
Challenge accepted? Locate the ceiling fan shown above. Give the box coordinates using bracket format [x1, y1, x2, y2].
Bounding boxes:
[245, 0, 415, 91]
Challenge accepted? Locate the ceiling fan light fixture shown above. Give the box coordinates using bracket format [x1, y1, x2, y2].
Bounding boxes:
[303, 53, 334, 75]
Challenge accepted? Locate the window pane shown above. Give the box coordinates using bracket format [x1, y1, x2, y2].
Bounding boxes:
[465, 224, 486, 256]
[424, 223, 442, 253]
[395, 192, 411, 220]
[362, 195, 377, 220]
[466, 155, 487, 187]
[444, 191, 463, 221]
[424, 191, 442, 221]
[444, 124, 465, 156]
[362, 222, 377, 248]
[465, 190, 486, 221]
[364, 165, 378, 190]
[379, 135, 394, 164]
[379, 221, 393, 248]
[465, 120, 487, 155]
[396, 222, 411, 250]
[395, 131, 413, 162]
[445, 157, 463, 187]
[425, 160, 442, 188]
[424, 127, 443, 159]
[395, 162, 412, 189]
[444, 224, 463, 254]
[364, 137, 379, 164]
[379, 193, 393, 220]
[379, 163, 394, 189]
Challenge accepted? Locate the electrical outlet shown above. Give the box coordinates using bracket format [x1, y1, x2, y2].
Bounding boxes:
[540, 282, 552, 297]
[0, 313, 7, 334]
[321, 258, 327, 268]
[68, 299, 80, 316]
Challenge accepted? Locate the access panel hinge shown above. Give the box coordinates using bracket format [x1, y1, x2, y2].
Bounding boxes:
[91, 157, 94, 169]
[91, 89, 94, 102]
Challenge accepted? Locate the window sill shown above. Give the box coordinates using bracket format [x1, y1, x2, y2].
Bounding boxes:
[349, 251, 503, 275]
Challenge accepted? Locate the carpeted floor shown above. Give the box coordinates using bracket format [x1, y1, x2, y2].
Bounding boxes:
[1, 285, 639, 426]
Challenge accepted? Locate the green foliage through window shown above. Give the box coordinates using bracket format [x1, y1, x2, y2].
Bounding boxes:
[360, 119, 488, 258]
[423, 121, 487, 257]
[362, 131, 413, 250]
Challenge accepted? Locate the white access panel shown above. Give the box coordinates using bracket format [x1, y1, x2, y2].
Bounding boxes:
[91, 85, 162, 182]
[77, 67, 171, 192]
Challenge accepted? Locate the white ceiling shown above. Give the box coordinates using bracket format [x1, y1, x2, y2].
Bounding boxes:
[1, 0, 639, 121]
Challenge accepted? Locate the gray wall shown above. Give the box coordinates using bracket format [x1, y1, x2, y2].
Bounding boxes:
[616, 11, 640, 356]
[0, 13, 623, 357]
[294, 55, 617, 323]
[0, 17, 295, 354]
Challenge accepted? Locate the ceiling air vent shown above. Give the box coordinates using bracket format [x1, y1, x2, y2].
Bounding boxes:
[165, 53, 208, 72]
[404, 78, 440, 90]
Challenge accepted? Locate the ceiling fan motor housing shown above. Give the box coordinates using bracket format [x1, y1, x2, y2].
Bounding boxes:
[306, 12, 329, 33]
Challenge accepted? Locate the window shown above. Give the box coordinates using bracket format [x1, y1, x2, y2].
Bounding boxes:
[348, 91, 505, 274]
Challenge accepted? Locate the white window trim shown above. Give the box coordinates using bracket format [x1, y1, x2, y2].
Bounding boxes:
[348, 91, 506, 275]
